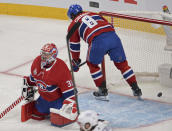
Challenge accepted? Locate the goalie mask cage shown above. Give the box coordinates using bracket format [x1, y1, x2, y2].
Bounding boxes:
[99, 11, 172, 86]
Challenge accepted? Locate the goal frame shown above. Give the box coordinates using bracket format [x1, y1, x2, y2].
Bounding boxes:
[99, 11, 172, 85]
[99, 11, 172, 26]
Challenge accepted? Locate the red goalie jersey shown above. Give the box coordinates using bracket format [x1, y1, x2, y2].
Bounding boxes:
[26, 56, 75, 102]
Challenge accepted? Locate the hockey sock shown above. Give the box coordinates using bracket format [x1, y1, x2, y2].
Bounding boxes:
[114, 60, 137, 85]
[87, 61, 104, 87]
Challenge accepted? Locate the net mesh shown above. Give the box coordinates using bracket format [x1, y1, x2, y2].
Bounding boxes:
[100, 12, 172, 84]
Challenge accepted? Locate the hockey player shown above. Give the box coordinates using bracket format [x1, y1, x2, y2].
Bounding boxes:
[77, 110, 112, 131]
[163, 5, 170, 14]
[162, 5, 172, 51]
[67, 4, 142, 99]
[21, 43, 78, 126]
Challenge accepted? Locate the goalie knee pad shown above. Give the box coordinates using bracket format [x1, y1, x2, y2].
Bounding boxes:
[31, 107, 49, 120]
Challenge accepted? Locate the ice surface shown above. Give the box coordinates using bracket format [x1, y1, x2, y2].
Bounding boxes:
[0, 15, 172, 131]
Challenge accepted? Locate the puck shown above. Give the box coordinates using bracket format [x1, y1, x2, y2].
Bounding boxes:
[157, 92, 162, 97]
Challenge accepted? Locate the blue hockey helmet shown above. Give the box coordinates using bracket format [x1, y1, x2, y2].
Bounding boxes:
[67, 4, 83, 19]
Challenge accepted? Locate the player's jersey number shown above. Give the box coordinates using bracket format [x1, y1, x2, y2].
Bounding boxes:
[66, 80, 73, 87]
[82, 15, 97, 28]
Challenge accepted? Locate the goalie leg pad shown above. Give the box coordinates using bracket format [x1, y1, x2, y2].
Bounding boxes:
[21, 101, 35, 122]
[21, 101, 49, 122]
[50, 108, 77, 127]
[50, 99, 78, 127]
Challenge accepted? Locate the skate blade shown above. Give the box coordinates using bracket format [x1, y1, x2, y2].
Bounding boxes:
[137, 96, 144, 101]
[95, 96, 109, 102]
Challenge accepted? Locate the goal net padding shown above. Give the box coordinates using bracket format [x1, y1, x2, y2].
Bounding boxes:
[99, 11, 172, 86]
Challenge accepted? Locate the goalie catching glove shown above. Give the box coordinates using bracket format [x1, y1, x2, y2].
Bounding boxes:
[21, 78, 36, 101]
[72, 59, 81, 72]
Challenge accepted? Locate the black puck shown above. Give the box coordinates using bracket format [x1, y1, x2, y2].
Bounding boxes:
[157, 92, 162, 97]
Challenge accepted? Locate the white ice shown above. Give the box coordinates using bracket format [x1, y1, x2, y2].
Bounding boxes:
[0, 15, 172, 131]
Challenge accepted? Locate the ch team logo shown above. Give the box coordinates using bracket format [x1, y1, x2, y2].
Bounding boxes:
[36, 80, 47, 92]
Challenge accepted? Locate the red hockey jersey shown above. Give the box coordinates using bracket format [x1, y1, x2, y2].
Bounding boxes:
[67, 12, 115, 60]
[26, 56, 75, 102]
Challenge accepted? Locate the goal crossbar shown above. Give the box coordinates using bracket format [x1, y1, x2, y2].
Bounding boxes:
[100, 11, 172, 26]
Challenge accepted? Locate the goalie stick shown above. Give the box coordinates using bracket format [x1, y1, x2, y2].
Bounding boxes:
[0, 82, 37, 119]
[66, 21, 81, 115]
[0, 95, 25, 119]
[0, 91, 37, 119]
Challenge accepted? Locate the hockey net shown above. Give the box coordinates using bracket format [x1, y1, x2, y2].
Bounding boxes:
[99, 11, 172, 85]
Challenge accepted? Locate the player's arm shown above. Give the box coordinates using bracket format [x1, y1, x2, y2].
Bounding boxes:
[68, 22, 82, 72]
[24, 56, 39, 86]
[23, 75, 36, 86]
[68, 22, 81, 60]
[51, 63, 77, 121]
[60, 67, 76, 100]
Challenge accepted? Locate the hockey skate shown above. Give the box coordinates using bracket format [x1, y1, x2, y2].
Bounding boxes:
[93, 81, 109, 101]
[131, 82, 143, 100]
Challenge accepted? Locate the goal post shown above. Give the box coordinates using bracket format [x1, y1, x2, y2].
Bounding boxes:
[99, 11, 172, 85]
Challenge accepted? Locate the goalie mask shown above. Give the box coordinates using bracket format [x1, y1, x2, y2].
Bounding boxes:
[77, 110, 98, 131]
[40, 43, 58, 68]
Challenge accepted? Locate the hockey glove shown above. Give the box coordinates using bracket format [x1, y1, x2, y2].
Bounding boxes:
[72, 59, 81, 72]
[21, 78, 35, 102]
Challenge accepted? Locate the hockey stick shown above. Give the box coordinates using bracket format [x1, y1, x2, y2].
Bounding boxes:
[0, 84, 37, 119]
[78, 61, 86, 67]
[0, 95, 25, 119]
[70, 61, 87, 72]
[66, 22, 81, 115]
